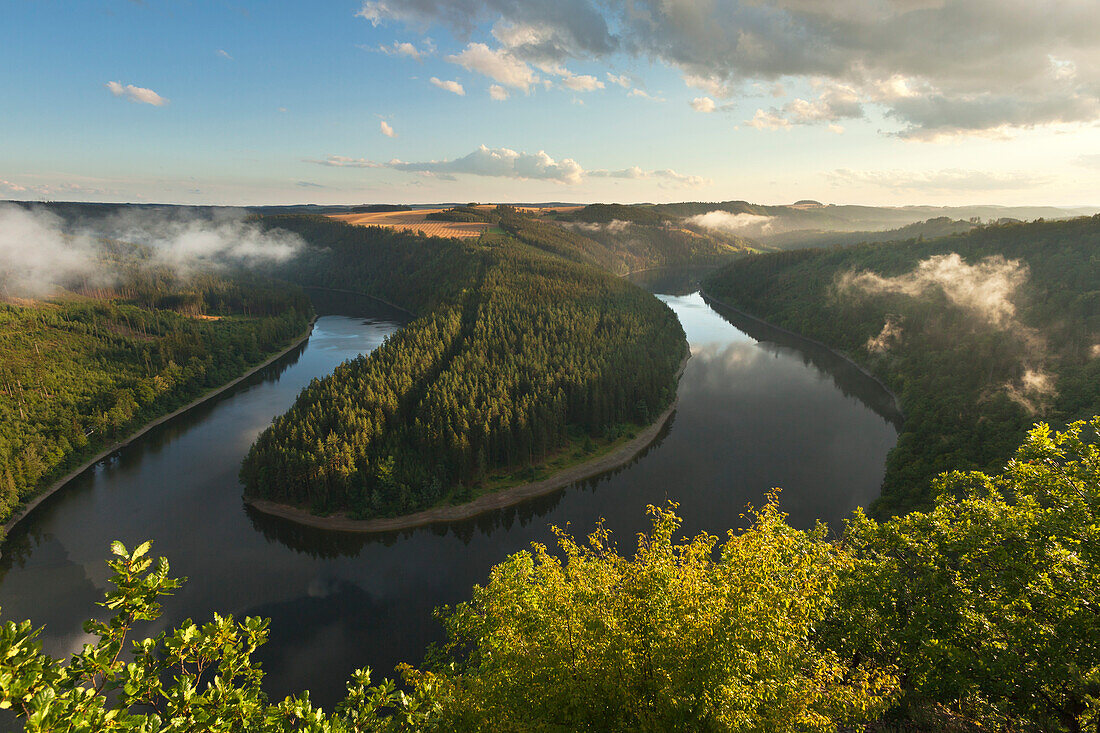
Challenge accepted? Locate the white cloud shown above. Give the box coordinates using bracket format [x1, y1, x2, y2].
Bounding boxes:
[589, 166, 707, 187]
[447, 43, 538, 91]
[746, 108, 790, 129]
[561, 72, 604, 92]
[430, 77, 466, 95]
[607, 72, 631, 88]
[745, 82, 864, 129]
[105, 81, 168, 106]
[359, 0, 1100, 139]
[379, 40, 432, 60]
[216, 49, 233, 60]
[691, 96, 717, 113]
[489, 84, 509, 100]
[683, 73, 735, 99]
[312, 145, 706, 186]
[628, 88, 664, 102]
[390, 145, 584, 183]
[380, 120, 396, 137]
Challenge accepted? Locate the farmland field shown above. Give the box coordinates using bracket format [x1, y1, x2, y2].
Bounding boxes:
[328, 209, 489, 238]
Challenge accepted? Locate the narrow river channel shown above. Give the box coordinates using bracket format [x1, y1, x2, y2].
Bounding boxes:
[0, 278, 899, 706]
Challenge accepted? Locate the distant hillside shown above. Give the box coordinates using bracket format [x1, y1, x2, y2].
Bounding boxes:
[647, 200, 1098, 248]
[704, 216, 1100, 517]
[765, 217, 978, 250]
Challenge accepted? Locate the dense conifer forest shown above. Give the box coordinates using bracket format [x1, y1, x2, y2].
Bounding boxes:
[0, 262, 311, 526]
[241, 212, 687, 517]
[703, 215, 1100, 516]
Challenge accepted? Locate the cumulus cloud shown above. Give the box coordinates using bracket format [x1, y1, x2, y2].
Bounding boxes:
[378, 40, 433, 60]
[447, 43, 538, 91]
[105, 81, 168, 106]
[746, 109, 791, 130]
[0, 204, 303, 297]
[358, 0, 615, 62]
[382, 145, 584, 184]
[607, 72, 631, 88]
[358, 0, 1100, 139]
[828, 168, 1049, 192]
[560, 72, 604, 92]
[312, 146, 705, 186]
[589, 166, 707, 186]
[683, 73, 736, 99]
[628, 88, 664, 102]
[380, 120, 396, 137]
[691, 96, 717, 113]
[430, 77, 466, 95]
[489, 84, 509, 100]
[839, 253, 1029, 329]
[746, 82, 864, 128]
[687, 211, 775, 234]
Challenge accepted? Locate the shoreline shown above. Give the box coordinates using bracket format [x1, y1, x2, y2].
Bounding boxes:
[244, 352, 690, 534]
[698, 290, 904, 418]
[1, 316, 319, 539]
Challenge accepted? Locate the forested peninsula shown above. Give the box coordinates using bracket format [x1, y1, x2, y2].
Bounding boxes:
[0, 248, 311, 529]
[704, 215, 1100, 516]
[241, 208, 691, 519]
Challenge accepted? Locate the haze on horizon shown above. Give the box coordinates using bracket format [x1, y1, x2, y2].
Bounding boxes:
[3, 0, 1099, 208]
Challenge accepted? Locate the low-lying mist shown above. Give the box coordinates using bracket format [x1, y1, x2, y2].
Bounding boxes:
[838, 252, 1054, 413]
[686, 211, 775, 236]
[838, 253, 1028, 329]
[0, 203, 304, 298]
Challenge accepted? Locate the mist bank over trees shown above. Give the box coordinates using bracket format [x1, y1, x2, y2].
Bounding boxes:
[704, 215, 1100, 516]
[0, 203, 304, 299]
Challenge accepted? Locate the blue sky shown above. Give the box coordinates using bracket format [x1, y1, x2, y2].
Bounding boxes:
[3, 0, 1098, 206]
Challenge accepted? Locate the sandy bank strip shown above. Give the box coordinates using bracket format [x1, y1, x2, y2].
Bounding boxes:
[245, 353, 691, 534]
[2, 317, 319, 539]
[699, 291, 904, 417]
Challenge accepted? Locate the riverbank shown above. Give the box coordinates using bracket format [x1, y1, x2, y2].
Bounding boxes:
[699, 290, 904, 419]
[245, 352, 690, 533]
[1, 316, 319, 539]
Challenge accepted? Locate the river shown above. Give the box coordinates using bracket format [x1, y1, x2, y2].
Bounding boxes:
[0, 278, 898, 706]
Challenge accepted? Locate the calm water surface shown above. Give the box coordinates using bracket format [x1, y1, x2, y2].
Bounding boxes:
[0, 282, 898, 705]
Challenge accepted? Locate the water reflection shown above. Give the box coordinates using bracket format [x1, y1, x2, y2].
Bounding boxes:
[0, 283, 897, 707]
